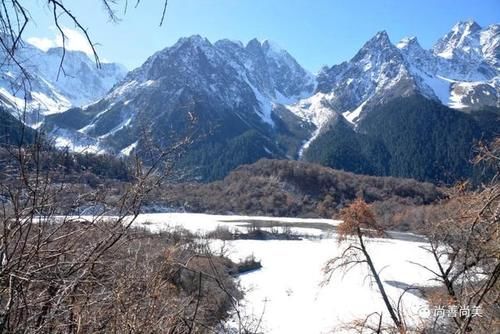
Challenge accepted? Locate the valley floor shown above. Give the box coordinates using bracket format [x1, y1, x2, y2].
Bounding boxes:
[76, 213, 439, 333]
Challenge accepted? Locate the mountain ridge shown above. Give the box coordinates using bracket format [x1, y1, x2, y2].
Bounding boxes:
[8, 20, 499, 183]
[0, 41, 127, 124]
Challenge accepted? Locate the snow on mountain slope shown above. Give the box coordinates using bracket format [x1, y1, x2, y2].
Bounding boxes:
[433, 20, 498, 75]
[0, 42, 126, 122]
[21, 20, 497, 164]
[47, 36, 315, 156]
[285, 20, 499, 149]
[0, 44, 73, 119]
[33, 47, 127, 107]
[435, 21, 483, 59]
[400, 21, 499, 110]
[315, 31, 417, 112]
[287, 92, 337, 156]
[449, 78, 499, 109]
[480, 24, 500, 69]
[286, 30, 420, 134]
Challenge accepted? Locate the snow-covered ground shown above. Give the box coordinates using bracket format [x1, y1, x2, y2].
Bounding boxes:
[68, 213, 438, 333]
[227, 238, 434, 333]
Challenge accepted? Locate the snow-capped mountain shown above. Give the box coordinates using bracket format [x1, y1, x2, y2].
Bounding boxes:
[0, 41, 126, 123]
[215, 38, 316, 104]
[400, 21, 499, 110]
[45, 36, 315, 178]
[310, 31, 419, 125]
[433, 20, 498, 73]
[30, 20, 500, 182]
[280, 20, 499, 161]
[31, 47, 127, 108]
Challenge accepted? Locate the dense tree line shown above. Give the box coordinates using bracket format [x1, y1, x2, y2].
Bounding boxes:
[179, 129, 277, 181]
[303, 117, 390, 176]
[0, 146, 132, 185]
[0, 109, 36, 145]
[305, 95, 498, 185]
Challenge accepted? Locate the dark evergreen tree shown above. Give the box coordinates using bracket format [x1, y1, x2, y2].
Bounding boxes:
[304, 95, 496, 184]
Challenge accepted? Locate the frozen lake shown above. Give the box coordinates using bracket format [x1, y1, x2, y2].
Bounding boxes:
[72, 213, 438, 333]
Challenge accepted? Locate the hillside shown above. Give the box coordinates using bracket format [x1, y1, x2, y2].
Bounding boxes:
[304, 95, 498, 183]
[0, 108, 37, 145]
[156, 159, 445, 229]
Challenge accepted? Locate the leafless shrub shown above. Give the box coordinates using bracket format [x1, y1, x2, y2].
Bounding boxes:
[0, 105, 249, 334]
[236, 255, 262, 274]
[415, 182, 499, 333]
[0, 216, 243, 333]
[206, 226, 234, 241]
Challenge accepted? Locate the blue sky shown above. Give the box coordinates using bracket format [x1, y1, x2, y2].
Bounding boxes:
[27, 0, 499, 72]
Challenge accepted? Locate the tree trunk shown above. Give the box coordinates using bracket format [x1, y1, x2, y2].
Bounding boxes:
[357, 227, 405, 333]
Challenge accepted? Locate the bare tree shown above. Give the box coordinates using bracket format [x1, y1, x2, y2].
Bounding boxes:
[0, 1, 168, 75]
[324, 138, 500, 334]
[323, 198, 407, 333]
[0, 0, 169, 126]
[0, 107, 256, 334]
[0, 2, 264, 333]
[413, 138, 500, 334]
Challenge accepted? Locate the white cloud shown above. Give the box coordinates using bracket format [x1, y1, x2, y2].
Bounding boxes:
[26, 36, 56, 51]
[27, 26, 94, 56]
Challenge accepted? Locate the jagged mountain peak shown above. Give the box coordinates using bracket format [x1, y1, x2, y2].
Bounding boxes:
[245, 38, 282, 60]
[144, 34, 215, 64]
[123, 34, 225, 84]
[243, 38, 288, 56]
[351, 30, 400, 64]
[246, 37, 260, 45]
[245, 38, 263, 52]
[433, 20, 484, 59]
[428, 20, 498, 82]
[169, 35, 218, 59]
[451, 19, 482, 34]
[348, 31, 406, 73]
[122, 35, 314, 97]
[214, 39, 244, 48]
[216, 36, 315, 100]
[396, 36, 422, 50]
[313, 29, 416, 126]
[396, 36, 432, 68]
[365, 30, 392, 48]
[176, 34, 212, 46]
[48, 34, 316, 160]
[310, 19, 499, 134]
